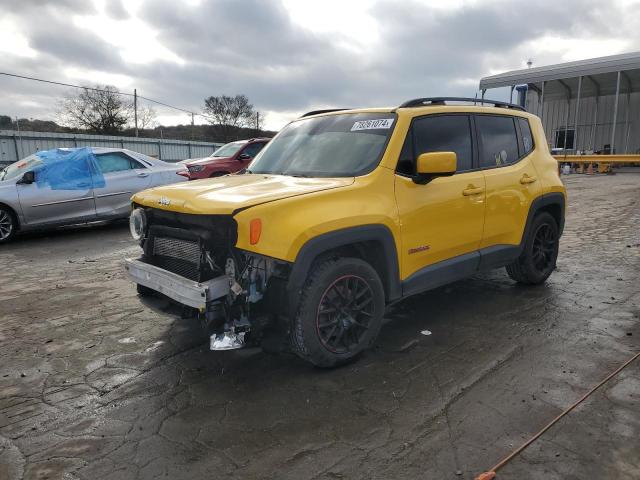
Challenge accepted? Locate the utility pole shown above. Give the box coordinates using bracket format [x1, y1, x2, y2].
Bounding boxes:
[191, 112, 195, 140]
[15, 117, 23, 159]
[134, 88, 138, 137]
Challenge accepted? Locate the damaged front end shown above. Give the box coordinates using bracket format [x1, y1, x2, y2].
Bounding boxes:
[125, 206, 290, 350]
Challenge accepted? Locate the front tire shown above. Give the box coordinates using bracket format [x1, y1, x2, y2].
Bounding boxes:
[506, 212, 559, 284]
[291, 257, 385, 368]
[0, 207, 17, 244]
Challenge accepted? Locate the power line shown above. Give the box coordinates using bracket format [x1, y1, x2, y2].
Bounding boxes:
[0, 71, 201, 117]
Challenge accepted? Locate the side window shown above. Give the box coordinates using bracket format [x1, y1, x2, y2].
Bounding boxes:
[411, 115, 473, 172]
[241, 142, 266, 158]
[518, 118, 534, 155]
[476, 115, 520, 168]
[396, 129, 414, 175]
[96, 153, 144, 173]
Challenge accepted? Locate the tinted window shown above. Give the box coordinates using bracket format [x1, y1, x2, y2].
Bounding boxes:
[477, 116, 519, 168]
[396, 129, 414, 175]
[518, 118, 534, 154]
[96, 153, 143, 173]
[411, 115, 473, 173]
[242, 142, 266, 158]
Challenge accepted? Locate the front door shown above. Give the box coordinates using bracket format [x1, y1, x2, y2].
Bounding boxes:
[16, 155, 96, 226]
[394, 114, 485, 289]
[93, 152, 152, 218]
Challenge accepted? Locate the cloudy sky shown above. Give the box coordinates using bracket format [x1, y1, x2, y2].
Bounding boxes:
[1, 0, 639, 131]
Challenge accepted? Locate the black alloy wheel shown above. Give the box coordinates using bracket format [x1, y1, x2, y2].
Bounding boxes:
[291, 257, 385, 367]
[316, 275, 375, 354]
[532, 223, 557, 272]
[506, 212, 559, 285]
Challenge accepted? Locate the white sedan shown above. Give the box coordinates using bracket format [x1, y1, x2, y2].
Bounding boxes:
[0, 147, 187, 243]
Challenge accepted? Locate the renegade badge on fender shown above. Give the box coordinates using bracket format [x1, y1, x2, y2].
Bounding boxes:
[125, 97, 566, 368]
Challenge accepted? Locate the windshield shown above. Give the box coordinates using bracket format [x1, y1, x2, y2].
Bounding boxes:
[248, 112, 396, 177]
[211, 141, 246, 158]
[0, 155, 43, 181]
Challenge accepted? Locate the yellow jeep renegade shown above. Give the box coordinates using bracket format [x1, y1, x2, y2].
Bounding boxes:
[126, 97, 566, 367]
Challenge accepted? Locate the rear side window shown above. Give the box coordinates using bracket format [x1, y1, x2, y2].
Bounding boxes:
[518, 118, 534, 154]
[96, 153, 144, 173]
[476, 115, 519, 168]
[398, 115, 473, 175]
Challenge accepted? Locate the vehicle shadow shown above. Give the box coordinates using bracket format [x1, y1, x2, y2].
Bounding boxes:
[9, 219, 128, 245]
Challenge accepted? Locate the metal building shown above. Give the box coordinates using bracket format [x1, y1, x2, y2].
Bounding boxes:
[479, 51, 640, 155]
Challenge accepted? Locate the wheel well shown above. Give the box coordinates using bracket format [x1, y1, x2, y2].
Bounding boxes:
[537, 203, 562, 229]
[210, 171, 229, 177]
[308, 241, 392, 300]
[0, 202, 19, 230]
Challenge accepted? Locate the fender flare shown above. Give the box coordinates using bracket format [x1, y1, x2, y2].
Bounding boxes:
[286, 224, 402, 313]
[522, 192, 566, 245]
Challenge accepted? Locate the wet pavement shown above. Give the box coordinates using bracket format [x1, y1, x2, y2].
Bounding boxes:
[0, 173, 639, 480]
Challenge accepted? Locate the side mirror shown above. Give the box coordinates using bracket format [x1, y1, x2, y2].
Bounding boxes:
[414, 152, 457, 184]
[17, 171, 35, 185]
[237, 153, 251, 160]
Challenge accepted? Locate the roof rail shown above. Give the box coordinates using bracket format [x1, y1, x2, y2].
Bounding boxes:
[399, 97, 525, 111]
[300, 108, 350, 118]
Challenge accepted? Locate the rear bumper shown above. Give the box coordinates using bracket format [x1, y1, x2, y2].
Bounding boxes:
[125, 257, 229, 310]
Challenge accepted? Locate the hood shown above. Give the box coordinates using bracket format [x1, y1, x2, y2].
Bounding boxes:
[132, 174, 354, 215]
[184, 156, 232, 166]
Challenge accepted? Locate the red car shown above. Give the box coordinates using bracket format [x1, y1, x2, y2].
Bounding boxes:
[179, 138, 270, 180]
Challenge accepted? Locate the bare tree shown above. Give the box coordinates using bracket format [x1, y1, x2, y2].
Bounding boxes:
[58, 85, 132, 134]
[136, 105, 158, 130]
[202, 94, 255, 141]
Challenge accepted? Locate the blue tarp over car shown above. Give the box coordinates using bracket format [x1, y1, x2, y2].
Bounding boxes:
[34, 147, 105, 190]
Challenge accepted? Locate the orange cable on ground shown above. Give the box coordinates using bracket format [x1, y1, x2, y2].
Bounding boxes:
[474, 350, 640, 480]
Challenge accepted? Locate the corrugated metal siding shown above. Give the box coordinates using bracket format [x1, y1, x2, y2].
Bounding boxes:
[0, 130, 223, 166]
[525, 91, 640, 154]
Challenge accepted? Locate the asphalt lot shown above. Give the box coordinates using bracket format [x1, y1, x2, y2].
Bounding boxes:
[1, 173, 639, 480]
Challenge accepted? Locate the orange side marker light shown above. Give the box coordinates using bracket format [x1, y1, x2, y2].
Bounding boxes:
[250, 218, 262, 245]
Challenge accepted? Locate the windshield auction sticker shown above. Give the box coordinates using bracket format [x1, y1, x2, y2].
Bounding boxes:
[351, 118, 395, 131]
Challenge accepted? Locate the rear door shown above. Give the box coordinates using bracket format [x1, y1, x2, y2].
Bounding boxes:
[476, 115, 542, 252]
[93, 152, 152, 218]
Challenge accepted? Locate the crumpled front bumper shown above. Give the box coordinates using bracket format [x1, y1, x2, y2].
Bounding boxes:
[125, 257, 229, 311]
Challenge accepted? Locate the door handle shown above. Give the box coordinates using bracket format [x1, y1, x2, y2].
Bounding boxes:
[462, 185, 484, 196]
[520, 174, 537, 184]
[137, 172, 149, 178]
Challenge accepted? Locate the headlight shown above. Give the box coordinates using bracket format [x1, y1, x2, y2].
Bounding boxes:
[129, 208, 147, 241]
[188, 165, 204, 173]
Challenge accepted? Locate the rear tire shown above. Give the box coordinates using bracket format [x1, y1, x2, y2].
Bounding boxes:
[136, 284, 155, 296]
[506, 212, 559, 285]
[291, 257, 385, 368]
[0, 206, 17, 244]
